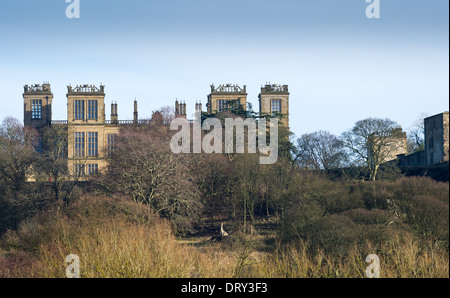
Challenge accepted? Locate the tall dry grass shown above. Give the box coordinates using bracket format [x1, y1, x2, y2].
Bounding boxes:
[33, 226, 450, 278]
[254, 235, 449, 278]
[1, 194, 448, 278]
[37, 218, 236, 278]
[1, 195, 236, 278]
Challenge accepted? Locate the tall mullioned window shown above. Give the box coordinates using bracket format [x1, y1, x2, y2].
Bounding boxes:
[32, 99, 42, 120]
[88, 164, 99, 176]
[87, 100, 98, 120]
[74, 100, 85, 120]
[74, 132, 85, 157]
[270, 99, 281, 116]
[75, 164, 85, 177]
[34, 136, 42, 153]
[218, 100, 228, 112]
[219, 100, 239, 112]
[271, 99, 281, 115]
[218, 99, 242, 112]
[107, 134, 117, 158]
[88, 132, 98, 157]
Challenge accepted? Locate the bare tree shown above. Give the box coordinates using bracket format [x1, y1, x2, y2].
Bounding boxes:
[0, 117, 42, 232]
[35, 124, 83, 205]
[295, 131, 347, 170]
[190, 153, 232, 227]
[0, 117, 38, 190]
[342, 118, 405, 181]
[232, 153, 261, 234]
[408, 112, 428, 154]
[103, 125, 203, 234]
[157, 106, 175, 123]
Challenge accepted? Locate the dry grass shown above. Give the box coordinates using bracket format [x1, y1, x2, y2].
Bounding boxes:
[1, 195, 236, 278]
[37, 218, 235, 278]
[1, 194, 448, 278]
[254, 235, 449, 278]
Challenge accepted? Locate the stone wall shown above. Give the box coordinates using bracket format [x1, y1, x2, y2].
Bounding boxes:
[443, 112, 449, 163]
[397, 151, 425, 167]
[425, 112, 449, 165]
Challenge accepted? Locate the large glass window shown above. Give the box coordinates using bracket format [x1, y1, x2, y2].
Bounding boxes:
[34, 136, 42, 153]
[88, 164, 99, 176]
[32, 99, 42, 120]
[218, 100, 228, 112]
[271, 99, 282, 115]
[87, 100, 98, 120]
[107, 134, 117, 158]
[75, 164, 85, 177]
[88, 132, 98, 157]
[74, 100, 85, 120]
[74, 132, 85, 157]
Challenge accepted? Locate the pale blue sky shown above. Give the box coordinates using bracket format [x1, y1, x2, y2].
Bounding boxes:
[0, 0, 448, 137]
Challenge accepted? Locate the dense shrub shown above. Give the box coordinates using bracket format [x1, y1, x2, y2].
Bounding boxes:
[341, 208, 392, 225]
[301, 215, 361, 258]
[397, 195, 449, 244]
[281, 176, 449, 255]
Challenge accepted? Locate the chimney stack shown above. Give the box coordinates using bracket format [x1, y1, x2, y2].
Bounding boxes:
[195, 101, 202, 122]
[175, 99, 180, 117]
[134, 99, 138, 123]
[176, 100, 187, 118]
[111, 101, 118, 124]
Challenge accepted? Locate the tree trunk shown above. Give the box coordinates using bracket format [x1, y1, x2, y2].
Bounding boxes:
[266, 183, 270, 217]
[370, 164, 379, 181]
[243, 197, 247, 234]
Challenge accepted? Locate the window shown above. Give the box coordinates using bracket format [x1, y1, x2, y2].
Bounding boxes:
[107, 134, 117, 157]
[34, 136, 42, 153]
[32, 100, 42, 120]
[231, 99, 241, 110]
[87, 100, 98, 120]
[218, 100, 228, 112]
[271, 99, 282, 115]
[88, 164, 98, 176]
[74, 132, 85, 157]
[429, 137, 434, 149]
[88, 132, 98, 157]
[75, 164, 85, 177]
[74, 100, 85, 120]
[217, 99, 242, 112]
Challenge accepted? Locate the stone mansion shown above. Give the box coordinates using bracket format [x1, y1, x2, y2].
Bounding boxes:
[23, 83, 290, 177]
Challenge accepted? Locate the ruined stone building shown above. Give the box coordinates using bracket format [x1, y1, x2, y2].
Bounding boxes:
[370, 127, 408, 164]
[424, 112, 449, 165]
[397, 112, 449, 167]
[23, 82, 290, 177]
